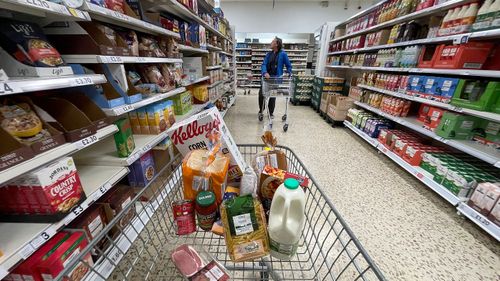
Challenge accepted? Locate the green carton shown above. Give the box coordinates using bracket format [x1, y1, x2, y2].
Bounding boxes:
[435, 112, 481, 140]
[171, 91, 193, 115]
[451, 80, 500, 112]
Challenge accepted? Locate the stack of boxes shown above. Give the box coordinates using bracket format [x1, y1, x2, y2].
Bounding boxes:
[292, 75, 314, 103]
[311, 76, 345, 112]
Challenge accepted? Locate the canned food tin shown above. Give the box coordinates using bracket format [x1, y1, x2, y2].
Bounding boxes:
[172, 200, 196, 235]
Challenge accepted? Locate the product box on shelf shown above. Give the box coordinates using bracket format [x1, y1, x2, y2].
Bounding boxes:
[60, 92, 110, 130]
[422, 106, 446, 131]
[171, 91, 193, 115]
[183, 57, 207, 81]
[167, 107, 246, 186]
[0, 157, 86, 222]
[451, 80, 500, 112]
[474, 119, 500, 148]
[114, 118, 136, 158]
[434, 77, 460, 103]
[98, 185, 135, 228]
[136, 108, 150, 134]
[67, 204, 109, 254]
[435, 112, 480, 140]
[34, 97, 98, 142]
[146, 103, 167, 134]
[432, 42, 494, 69]
[469, 182, 500, 214]
[128, 151, 156, 188]
[189, 84, 209, 104]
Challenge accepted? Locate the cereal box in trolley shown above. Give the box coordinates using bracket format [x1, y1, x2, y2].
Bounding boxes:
[167, 107, 245, 186]
[0, 156, 86, 222]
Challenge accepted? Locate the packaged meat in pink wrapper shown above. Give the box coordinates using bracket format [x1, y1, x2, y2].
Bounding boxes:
[171, 244, 230, 280]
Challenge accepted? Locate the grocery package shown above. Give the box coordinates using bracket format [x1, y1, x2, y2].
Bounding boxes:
[220, 195, 270, 262]
[170, 91, 193, 115]
[268, 178, 306, 260]
[98, 185, 135, 228]
[181, 144, 229, 204]
[259, 165, 311, 216]
[128, 151, 156, 187]
[171, 244, 230, 280]
[67, 204, 109, 254]
[195, 190, 217, 231]
[0, 19, 65, 67]
[240, 166, 258, 197]
[172, 200, 197, 235]
[168, 107, 246, 186]
[0, 157, 85, 222]
[113, 117, 136, 158]
[468, 182, 500, 215]
[251, 131, 287, 175]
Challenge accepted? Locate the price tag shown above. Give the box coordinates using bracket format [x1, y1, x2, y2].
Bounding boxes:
[474, 213, 490, 226]
[101, 56, 123, 63]
[127, 152, 141, 164]
[416, 172, 424, 179]
[19, 243, 35, 259]
[0, 82, 21, 94]
[453, 33, 470, 45]
[71, 76, 93, 87]
[450, 105, 463, 112]
[112, 10, 129, 21]
[72, 205, 84, 216]
[0, 267, 8, 279]
[76, 134, 99, 149]
[142, 143, 152, 153]
[381, 147, 388, 153]
[114, 104, 134, 115]
[136, 57, 147, 63]
[23, 0, 51, 10]
[30, 228, 56, 249]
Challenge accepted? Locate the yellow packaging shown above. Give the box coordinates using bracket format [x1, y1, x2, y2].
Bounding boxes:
[189, 84, 209, 104]
[136, 108, 150, 135]
[146, 104, 168, 135]
[128, 111, 141, 134]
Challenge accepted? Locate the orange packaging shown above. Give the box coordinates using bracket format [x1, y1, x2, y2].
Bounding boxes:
[182, 149, 230, 204]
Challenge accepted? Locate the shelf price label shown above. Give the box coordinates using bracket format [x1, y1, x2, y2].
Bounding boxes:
[136, 57, 147, 63]
[0, 82, 21, 95]
[76, 134, 99, 149]
[71, 76, 93, 87]
[101, 56, 123, 63]
[19, 243, 35, 259]
[474, 213, 490, 226]
[114, 104, 134, 115]
[31, 227, 56, 249]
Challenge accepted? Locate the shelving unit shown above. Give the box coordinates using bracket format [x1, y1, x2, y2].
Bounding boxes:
[62, 55, 183, 64]
[0, 74, 107, 95]
[178, 44, 209, 54]
[324, 0, 500, 241]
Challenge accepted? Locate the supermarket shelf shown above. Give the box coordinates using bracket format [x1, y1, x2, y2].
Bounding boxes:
[237, 67, 252, 70]
[236, 61, 252, 64]
[235, 48, 251, 50]
[330, 0, 473, 43]
[344, 121, 461, 205]
[83, 2, 179, 38]
[221, 96, 236, 118]
[206, 65, 222, 70]
[457, 203, 500, 241]
[0, 74, 107, 95]
[182, 76, 209, 87]
[236, 55, 252, 57]
[358, 84, 500, 122]
[0, 124, 118, 185]
[175, 102, 210, 122]
[208, 80, 224, 88]
[0, 0, 90, 20]
[207, 44, 223, 51]
[0, 165, 128, 280]
[326, 65, 500, 78]
[328, 29, 500, 55]
[62, 55, 183, 64]
[220, 51, 233, 56]
[82, 166, 177, 281]
[145, 0, 231, 41]
[178, 44, 208, 54]
[101, 87, 186, 116]
[354, 101, 500, 166]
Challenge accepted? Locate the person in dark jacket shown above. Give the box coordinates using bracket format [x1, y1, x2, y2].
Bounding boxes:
[259, 37, 292, 118]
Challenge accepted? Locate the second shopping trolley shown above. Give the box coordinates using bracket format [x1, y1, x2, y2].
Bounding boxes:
[259, 77, 294, 132]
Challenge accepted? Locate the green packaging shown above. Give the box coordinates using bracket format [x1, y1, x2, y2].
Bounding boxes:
[435, 112, 480, 140]
[114, 118, 135, 158]
[171, 91, 193, 115]
[451, 80, 500, 112]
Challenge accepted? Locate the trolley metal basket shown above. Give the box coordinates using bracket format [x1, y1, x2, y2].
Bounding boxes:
[60, 145, 385, 281]
[259, 78, 294, 132]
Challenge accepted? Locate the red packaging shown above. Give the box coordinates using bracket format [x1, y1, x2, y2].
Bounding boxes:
[423, 107, 446, 131]
[432, 42, 494, 69]
[105, 0, 124, 13]
[417, 104, 433, 123]
[173, 200, 196, 235]
[36, 231, 93, 281]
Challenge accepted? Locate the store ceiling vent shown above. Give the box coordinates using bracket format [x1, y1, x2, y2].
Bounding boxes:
[320, 1, 329, 8]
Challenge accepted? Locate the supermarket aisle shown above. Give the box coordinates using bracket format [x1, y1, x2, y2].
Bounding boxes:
[224, 92, 500, 281]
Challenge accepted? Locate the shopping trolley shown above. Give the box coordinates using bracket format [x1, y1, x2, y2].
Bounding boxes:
[59, 145, 386, 281]
[242, 72, 253, 95]
[259, 77, 294, 132]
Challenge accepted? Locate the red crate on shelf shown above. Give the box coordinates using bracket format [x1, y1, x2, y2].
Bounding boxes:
[417, 45, 441, 68]
[432, 42, 494, 69]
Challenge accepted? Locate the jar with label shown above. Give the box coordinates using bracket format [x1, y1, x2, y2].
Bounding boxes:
[195, 191, 217, 231]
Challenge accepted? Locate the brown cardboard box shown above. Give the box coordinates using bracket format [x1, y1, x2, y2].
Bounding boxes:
[327, 104, 348, 121]
[60, 93, 109, 130]
[320, 93, 340, 113]
[331, 95, 354, 111]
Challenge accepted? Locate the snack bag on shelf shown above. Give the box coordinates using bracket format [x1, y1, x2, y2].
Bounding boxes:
[181, 129, 230, 204]
[171, 244, 230, 280]
[168, 107, 245, 186]
[251, 131, 288, 175]
[220, 195, 270, 262]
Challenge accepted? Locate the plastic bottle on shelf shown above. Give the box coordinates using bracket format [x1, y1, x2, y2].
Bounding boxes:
[268, 178, 306, 260]
[451, 5, 469, 35]
[439, 9, 454, 36]
[489, 0, 500, 28]
[442, 7, 461, 36]
[460, 3, 479, 33]
[473, 0, 493, 30]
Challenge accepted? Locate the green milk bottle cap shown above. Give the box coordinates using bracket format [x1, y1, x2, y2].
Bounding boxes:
[284, 178, 300, 190]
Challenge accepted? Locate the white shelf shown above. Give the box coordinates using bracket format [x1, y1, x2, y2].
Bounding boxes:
[62, 55, 183, 64]
[236, 55, 252, 57]
[206, 65, 222, 70]
[0, 124, 118, 185]
[344, 121, 461, 205]
[208, 80, 224, 88]
[221, 96, 236, 118]
[83, 167, 177, 281]
[358, 84, 500, 122]
[0, 74, 106, 95]
[146, 0, 231, 41]
[207, 44, 222, 51]
[183, 76, 209, 87]
[74, 132, 168, 167]
[236, 61, 252, 64]
[354, 101, 500, 166]
[178, 44, 208, 54]
[174, 103, 210, 122]
[220, 51, 233, 56]
[0, 165, 128, 280]
[457, 203, 500, 241]
[101, 87, 186, 116]
[0, 0, 90, 20]
[235, 48, 251, 51]
[83, 2, 179, 38]
[237, 67, 252, 70]
[330, 0, 472, 43]
[326, 65, 500, 78]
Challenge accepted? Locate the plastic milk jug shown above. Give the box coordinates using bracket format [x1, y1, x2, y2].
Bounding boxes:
[268, 178, 306, 260]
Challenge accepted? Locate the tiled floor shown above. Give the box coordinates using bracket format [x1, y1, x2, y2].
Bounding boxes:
[224, 91, 500, 281]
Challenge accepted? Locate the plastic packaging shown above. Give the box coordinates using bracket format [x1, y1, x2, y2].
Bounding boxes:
[240, 166, 258, 197]
[171, 244, 230, 280]
[268, 178, 306, 260]
[251, 131, 288, 174]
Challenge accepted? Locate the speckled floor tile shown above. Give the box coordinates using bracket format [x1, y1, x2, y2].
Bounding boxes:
[222, 91, 500, 281]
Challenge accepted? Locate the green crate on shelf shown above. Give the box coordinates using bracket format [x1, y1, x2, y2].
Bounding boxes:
[450, 80, 500, 113]
[435, 112, 481, 140]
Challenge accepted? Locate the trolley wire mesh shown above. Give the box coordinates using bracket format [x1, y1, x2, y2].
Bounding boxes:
[58, 145, 386, 281]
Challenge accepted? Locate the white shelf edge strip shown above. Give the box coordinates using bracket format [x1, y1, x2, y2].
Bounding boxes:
[183, 76, 209, 87]
[102, 87, 186, 116]
[178, 44, 209, 54]
[0, 166, 129, 279]
[457, 203, 500, 241]
[326, 65, 500, 78]
[62, 55, 183, 64]
[1, 0, 90, 19]
[353, 101, 500, 166]
[357, 84, 500, 123]
[0, 124, 118, 185]
[0, 74, 107, 95]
